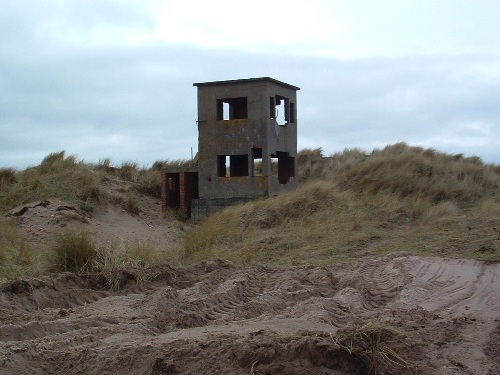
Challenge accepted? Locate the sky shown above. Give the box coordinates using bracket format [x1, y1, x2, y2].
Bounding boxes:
[1, 0, 500, 169]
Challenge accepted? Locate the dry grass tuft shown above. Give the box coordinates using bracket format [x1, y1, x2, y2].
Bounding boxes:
[52, 234, 165, 273]
[113, 194, 141, 215]
[92, 240, 165, 289]
[50, 231, 98, 273]
[0, 168, 17, 188]
[119, 161, 140, 182]
[331, 321, 420, 375]
[0, 217, 37, 283]
[46, 231, 167, 288]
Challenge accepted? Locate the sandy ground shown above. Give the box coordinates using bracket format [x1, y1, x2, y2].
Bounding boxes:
[2, 198, 500, 374]
[9, 190, 186, 255]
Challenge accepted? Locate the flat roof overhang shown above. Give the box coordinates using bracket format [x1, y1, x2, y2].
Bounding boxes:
[193, 77, 300, 91]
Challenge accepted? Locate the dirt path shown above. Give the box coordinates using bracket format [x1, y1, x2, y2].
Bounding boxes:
[1, 255, 499, 374]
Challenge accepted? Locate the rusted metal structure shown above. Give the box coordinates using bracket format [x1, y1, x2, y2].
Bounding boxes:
[162, 77, 299, 220]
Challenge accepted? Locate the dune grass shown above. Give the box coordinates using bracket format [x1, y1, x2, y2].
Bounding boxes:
[0, 151, 194, 215]
[0, 151, 104, 214]
[185, 143, 500, 265]
[2, 145, 499, 283]
[45, 229, 172, 289]
[48, 230, 166, 272]
[50, 231, 98, 273]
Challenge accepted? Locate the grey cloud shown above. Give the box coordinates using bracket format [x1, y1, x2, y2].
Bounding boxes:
[1, 4, 499, 168]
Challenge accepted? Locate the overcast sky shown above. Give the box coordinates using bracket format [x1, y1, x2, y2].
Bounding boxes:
[1, 0, 500, 169]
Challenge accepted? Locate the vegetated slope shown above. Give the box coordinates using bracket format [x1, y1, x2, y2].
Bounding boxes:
[185, 143, 500, 265]
[0, 151, 191, 282]
[0, 151, 192, 215]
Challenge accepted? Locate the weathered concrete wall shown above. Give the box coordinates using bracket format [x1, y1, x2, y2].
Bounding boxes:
[191, 197, 255, 222]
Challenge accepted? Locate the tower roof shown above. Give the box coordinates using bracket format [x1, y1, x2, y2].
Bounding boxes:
[193, 77, 300, 91]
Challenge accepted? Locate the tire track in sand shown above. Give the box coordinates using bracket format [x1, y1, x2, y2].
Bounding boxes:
[358, 258, 402, 310]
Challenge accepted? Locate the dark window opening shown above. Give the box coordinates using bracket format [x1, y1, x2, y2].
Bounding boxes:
[217, 97, 248, 120]
[271, 151, 295, 184]
[252, 147, 263, 176]
[271, 95, 290, 126]
[217, 154, 249, 177]
[231, 155, 249, 176]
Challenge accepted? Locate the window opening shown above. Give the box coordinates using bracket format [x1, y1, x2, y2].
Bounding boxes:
[271, 151, 295, 184]
[252, 148, 263, 176]
[272, 95, 289, 126]
[217, 97, 248, 120]
[217, 154, 249, 177]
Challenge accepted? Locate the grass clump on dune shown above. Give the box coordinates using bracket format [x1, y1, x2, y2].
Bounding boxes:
[331, 321, 420, 375]
[49, 230, 165, 285]
[185, 143, 500, 266]
[50, 231, 98, 273]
